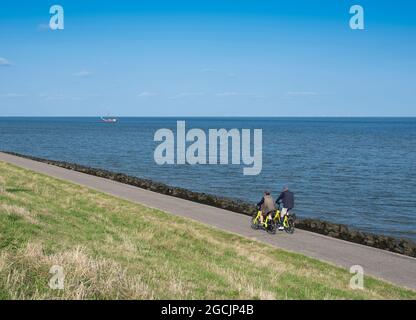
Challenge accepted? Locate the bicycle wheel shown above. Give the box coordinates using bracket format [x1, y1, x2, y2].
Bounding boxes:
[285, 217, 295, 234]
[266, 220, 276, 234]
[251, 215, 260, 230]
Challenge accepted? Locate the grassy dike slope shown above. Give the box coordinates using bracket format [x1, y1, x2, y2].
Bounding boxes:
[0, 161, 415, 300]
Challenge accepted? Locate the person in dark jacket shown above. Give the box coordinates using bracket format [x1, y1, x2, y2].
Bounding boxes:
[256, 191, 275, 225]
[276, 186, 294, 230]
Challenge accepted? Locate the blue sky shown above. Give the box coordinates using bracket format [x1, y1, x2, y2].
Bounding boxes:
[1, 0, 415, 116]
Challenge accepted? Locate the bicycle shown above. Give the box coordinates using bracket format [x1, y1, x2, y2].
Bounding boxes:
[273, 206, 296, 234]
[251, 205, 296, 234]
[251, 208, 277, 234]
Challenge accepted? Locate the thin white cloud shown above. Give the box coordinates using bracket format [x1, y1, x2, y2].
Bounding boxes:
[72, 70, 93, 78]
[39, 93, 101, 101]
[138, 91, 158, 97]
[216, 91, 265, 98]
[0, 93, 26, 98]
[170, 92, 204, 99]
[46, 95, 66, 101]
[0, 57, 11, 66]
[37, 23, 50, 31]
[287, 91, 318, 96]
[39, 93, 66, 101]
[216, 91, 242, 97]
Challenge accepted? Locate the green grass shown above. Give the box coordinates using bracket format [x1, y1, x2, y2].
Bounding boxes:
[0, 161, 415, 300]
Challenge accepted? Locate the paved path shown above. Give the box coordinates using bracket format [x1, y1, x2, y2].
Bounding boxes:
[1, 152, 415, 290]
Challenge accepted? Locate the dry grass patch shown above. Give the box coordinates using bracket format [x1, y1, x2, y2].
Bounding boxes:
[0, 204, 38, 224]
[0, 243, 153, 300]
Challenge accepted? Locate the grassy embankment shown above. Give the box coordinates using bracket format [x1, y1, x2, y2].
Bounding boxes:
[0, 161, 415, 299]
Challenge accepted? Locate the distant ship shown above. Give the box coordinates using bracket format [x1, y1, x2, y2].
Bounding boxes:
[100, 116, 118, 123]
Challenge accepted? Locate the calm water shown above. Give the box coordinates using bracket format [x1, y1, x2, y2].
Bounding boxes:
[1, 117, 415, 241]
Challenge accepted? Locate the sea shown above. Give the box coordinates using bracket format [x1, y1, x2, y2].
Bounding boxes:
[1, 117, 415, 241]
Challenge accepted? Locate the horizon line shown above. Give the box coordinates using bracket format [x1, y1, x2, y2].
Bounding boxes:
[1, 115, 416, 118]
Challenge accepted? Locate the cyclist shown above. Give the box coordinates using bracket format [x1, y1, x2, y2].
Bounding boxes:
[276, 186, 294, 230]
[256, 191, 276, 225]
